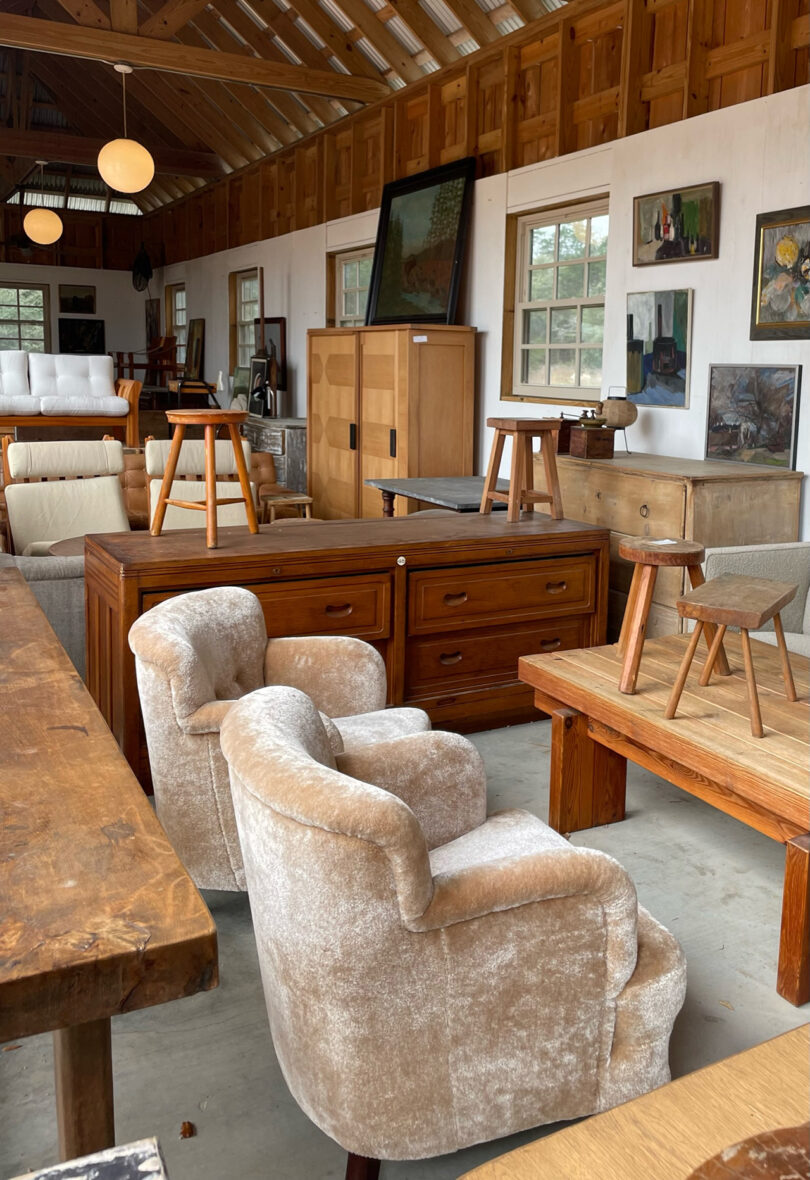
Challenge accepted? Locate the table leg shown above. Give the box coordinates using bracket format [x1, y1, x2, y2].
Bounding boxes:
[777, 834, 810, 1006]
[54, 1017, 114, 1161]
[381, 490, 395, 518]
[540, 694, 626, 833]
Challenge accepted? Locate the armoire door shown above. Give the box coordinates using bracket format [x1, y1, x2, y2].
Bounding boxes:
[308, 332, 359, 519]
[358, 329, 406, 518]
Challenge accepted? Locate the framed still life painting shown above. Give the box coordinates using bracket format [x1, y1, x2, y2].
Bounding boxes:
[750, 206, 810, 339]
[626, 289, 693, 408]
[633, 182, 719, 266]
[706, 364, 801, 468]
[365, 157, 476, 325]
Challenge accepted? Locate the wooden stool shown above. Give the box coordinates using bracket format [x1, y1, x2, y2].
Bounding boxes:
[150, 409, 259, 549]
[480, 418, 563, 523]
[665, 572, 798, 737]
[617, 536, 731, 695]
[260, 490, 314, 524]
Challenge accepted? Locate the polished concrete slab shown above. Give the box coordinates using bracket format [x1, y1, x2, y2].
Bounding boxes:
[1, 719, 804, 1180]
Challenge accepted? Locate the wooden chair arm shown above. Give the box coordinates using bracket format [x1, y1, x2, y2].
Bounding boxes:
[115, 378, 143, 408]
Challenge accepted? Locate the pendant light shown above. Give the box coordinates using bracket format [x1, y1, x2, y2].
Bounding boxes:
[97, 63, 155, 194]
[23, 161, 63, 246]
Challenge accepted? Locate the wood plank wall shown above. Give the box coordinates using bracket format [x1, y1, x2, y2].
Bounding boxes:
[0, 205, 143, 270]
[2, 0, 806, 271]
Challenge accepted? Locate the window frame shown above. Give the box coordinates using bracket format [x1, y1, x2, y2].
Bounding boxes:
[228, 268, 260, 370]
[165, 282, 187, 365]
[326, 247, 374, 327]
[0, 281, 51, 353]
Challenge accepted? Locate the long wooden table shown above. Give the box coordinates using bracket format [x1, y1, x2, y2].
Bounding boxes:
[518, 634, 810, 1005]
[0, 568, 218, 1160]
[460, 1024, 810, 1179]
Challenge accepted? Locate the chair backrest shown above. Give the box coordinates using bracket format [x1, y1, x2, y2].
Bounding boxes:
[144, 437, 254, 530]
[28, 353, 116, 400]
[0, 350, 31, 398]
[704, 542, 810, 635]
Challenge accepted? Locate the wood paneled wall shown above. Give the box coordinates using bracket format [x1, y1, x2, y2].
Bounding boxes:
[0, 205, 143, 271]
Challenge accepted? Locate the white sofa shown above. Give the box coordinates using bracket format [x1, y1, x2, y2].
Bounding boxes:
[0, 351, 140, 446]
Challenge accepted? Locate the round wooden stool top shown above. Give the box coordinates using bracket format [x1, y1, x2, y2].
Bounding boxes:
[486, 416, 562, 433]
[688, 1123, 809, 1179]
[619, 536, 705, 566]
[165, 409, 248, 426]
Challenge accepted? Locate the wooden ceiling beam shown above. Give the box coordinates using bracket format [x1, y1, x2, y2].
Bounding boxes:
[139, 0, 212, 37]
[109, 0, 138, 33]
[282, 0, 385, 80]
[326, 0, 423, 82]
[385, 0, 460, 64]
[0, 127, 225, 176]
[440, 0, 499, 45]
[0, 13, 391, 101]
[50, 0, 109, 29]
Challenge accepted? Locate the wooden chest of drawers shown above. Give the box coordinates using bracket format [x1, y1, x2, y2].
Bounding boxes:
[83, 515, 609, 785]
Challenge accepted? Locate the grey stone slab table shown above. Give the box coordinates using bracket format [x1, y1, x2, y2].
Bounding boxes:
[12, 1138, 169, 1180]
[364, 476, 510, 516]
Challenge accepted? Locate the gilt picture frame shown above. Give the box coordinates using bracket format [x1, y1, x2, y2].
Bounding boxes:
[749, 206, 810, 340]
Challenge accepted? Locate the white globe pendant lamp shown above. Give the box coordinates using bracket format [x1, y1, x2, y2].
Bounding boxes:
[23, 161, 63, 246]
[97, 64, 155, 194]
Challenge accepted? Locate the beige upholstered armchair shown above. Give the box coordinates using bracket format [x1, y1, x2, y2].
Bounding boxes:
[221, 686, 687, 1176]
[128, 586, 431, 891]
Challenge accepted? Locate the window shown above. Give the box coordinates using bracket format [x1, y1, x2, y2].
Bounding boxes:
[0, 283, 50, 352]
[336, 249, 373, 327]
[166, 283, 187, 365]
[512, 203, 608, 402]
[229, 269, 260, 369]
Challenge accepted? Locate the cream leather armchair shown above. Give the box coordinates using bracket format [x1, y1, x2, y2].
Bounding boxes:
[221, 686, 686, 1176]
[128, 586, 431, 890]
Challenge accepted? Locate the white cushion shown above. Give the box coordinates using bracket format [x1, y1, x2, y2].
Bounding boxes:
[7, 439, 124, 479]
[148, 478, 256, 530]
[40, 395, 129, 417]
[0, 351, 31, 398]
[6, 474, 130, 555]
[28, 353, 116, 400]
[0, 394, 40, 414]
[145, 437, 251, 477]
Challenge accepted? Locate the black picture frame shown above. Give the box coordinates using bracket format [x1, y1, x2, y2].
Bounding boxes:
[705, 364, 802, 469]
[365, 157, 476, 325]
[58, 284, 96, 315]
[248, 356, 269, 416]
[749, 206, 810, 340]
[253, 316, 287, 389]
[58, 317, 106, 354]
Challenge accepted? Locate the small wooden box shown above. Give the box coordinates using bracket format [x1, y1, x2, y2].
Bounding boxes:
[556, 420, 572, 453]
[569, 426, 615, 459]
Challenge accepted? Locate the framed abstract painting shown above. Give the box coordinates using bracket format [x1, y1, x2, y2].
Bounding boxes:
[706, 364, 801, 468]
[750, 206, 810, 339]
[626, 289, 693, 407]
[633, 182, 719, 266]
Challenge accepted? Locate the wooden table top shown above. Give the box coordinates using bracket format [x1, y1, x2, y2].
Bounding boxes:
[459, 1025, 810, 1179]
[0, 568, 218, 1041]
[519, 634, 810, 835]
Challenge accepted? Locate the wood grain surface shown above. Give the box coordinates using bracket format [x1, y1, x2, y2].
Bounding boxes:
[0, 568, 218, 1042]
[459, 1025, 810, 1180]
[678, 573, 798, 630]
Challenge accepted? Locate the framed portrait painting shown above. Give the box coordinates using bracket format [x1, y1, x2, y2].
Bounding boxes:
[365, 157, 476, 325]
[633, 182, 719, 266]
[750, 206, 810, 339]
[706, 364, 801, 468]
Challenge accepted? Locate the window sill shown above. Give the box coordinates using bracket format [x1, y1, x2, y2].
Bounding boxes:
[503, 391, 601, 407]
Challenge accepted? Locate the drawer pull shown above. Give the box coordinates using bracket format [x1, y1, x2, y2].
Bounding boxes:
[639, 503, 649, 518]
[545, 580, 567, 594]
[325, 603, 353, 617]
[539, 637, 562, 652]
[439, 651, 463, 666]
[443, 591, 468, 606]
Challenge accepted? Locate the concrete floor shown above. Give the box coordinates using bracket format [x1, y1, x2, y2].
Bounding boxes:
[1, 719, 805, 1180]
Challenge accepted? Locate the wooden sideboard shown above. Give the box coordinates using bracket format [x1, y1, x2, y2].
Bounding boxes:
[83, 515, 609, 785]
[545, 452, 803, 638]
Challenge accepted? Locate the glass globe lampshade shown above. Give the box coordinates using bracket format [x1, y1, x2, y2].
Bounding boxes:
[23, 207, 63, 245]
[97, 138, 155, 194]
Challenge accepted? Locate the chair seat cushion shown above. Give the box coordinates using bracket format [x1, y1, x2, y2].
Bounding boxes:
[334, 706, 431, 749]
[429, 808, 569, 878]
[39, 395, 129, 417]
[0, 394, 40, 414]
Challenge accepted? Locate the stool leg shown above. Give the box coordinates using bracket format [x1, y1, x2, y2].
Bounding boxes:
[773, 613, 797, 702]
[480, 429, 506, 514]
[699, 623, 727, 686]
[540, 431, 564, 520]
[665, 621, 704, 719]
[523, 434, 535, 513]
[739, 628, 764, 737]
[506, 431, 525, 523]
[617, 564, 643, 659]
[228, 424, 260, 534]
[204, 423, 217, 549]
[618, 564, 658, 694]
[304, 504, 311, 519]
[687, 563, 731, 676]
[150, 423, 185, 536]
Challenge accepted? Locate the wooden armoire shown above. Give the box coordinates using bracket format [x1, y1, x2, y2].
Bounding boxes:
[307, 324, 475, 519]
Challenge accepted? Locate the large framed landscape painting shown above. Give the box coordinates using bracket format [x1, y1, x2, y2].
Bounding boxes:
[750, 206, 810, 339]
[626, 289, 692, 407]
[706, 364, 801, 468]
[365, 157, 475, 325]
[633, 182, 719, 266]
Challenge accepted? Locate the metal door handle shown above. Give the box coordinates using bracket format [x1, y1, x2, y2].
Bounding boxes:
[389, 429, 397, 458]
[349, 423, 357, 450]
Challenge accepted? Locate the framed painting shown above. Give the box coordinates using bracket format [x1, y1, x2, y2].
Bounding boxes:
[253, 316, 287, 389]
[706, 365, 801, 468]
[58, 284, 96, 315]
[58, 317, 105, 354]
[145, 297, 161, 345]
[365, 157, 476, 325]
[626, 289, 693, 408]
[185, 318, 205, 380]
[248, 356, 269, 416]
[750, 206, 810, 339]
[633, 182, 719, 266]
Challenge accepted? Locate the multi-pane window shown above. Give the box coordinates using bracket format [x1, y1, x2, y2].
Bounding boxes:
[166, 283, 187, 365]
[514, 204, 609, 400]
[337, 250, 373, 327]
[236, 270, 259, 368]
[0, 284, 49, 352]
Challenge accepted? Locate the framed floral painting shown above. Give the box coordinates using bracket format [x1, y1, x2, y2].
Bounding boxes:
[750, 206, 810, 339]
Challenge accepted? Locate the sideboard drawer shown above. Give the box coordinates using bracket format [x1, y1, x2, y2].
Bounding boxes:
[556, 461, 686, 539]
[406, 617, 588, 695]
[256, 575, 391, 639]
[408, 557, 595, 635]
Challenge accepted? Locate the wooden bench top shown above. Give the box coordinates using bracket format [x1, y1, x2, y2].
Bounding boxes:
[0, 568, 218, 1041]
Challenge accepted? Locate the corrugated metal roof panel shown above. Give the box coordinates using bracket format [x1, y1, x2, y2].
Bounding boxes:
[385, 13, 423, 53]
[419, 0, 462, 34]
[319, 0, 353, 34]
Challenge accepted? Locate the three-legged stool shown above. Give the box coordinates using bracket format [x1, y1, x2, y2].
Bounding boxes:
[479, 418, 563, 523]
[665, 572, 798, 737]
[617, 536, 731, 694]
[150, 409, 259, 548]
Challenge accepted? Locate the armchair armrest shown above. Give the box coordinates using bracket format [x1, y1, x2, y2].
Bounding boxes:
[336, 731, 487, 849]
[115, 378, 141, 448]
[179, 698, 344, 754]
[264, 634, 387, 717]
